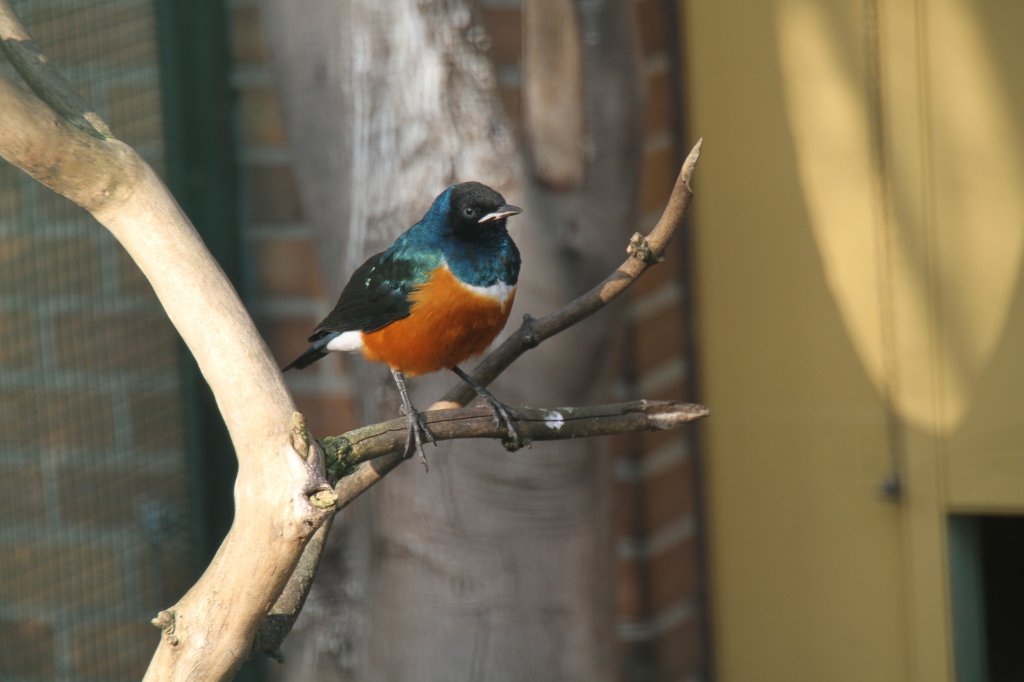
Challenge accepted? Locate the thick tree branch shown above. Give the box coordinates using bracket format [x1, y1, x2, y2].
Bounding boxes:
[0, 5, 336, 680]
[0, 75, 134, 209]
[0, 0, 111, 138]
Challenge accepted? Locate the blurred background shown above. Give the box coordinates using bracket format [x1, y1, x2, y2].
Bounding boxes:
[0, 1, 1022, 681]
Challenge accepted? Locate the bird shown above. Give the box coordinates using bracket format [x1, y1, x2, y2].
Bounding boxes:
[283, 181, 523, 467]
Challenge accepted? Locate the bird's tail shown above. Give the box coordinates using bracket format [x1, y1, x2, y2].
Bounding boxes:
[281, 332, 338, 371]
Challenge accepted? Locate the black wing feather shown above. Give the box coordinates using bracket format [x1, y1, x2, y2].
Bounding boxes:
[283, 245, 436, 372]
[310, 249, 428, 339]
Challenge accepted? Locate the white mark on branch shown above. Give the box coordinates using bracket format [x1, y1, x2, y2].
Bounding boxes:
[542, 410, 565, 430]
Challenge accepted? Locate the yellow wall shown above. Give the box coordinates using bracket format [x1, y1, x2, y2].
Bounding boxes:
[683, 1, 1024, 680]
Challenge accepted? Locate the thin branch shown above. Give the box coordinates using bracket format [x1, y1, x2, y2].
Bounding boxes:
[327, 400, 709, 502]
[447, 138, 702, 404]
[252, 399, 709, 657]
[251, 517, 335, 662]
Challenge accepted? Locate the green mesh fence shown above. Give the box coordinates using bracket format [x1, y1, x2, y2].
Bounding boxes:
[0, 2, 198, 679]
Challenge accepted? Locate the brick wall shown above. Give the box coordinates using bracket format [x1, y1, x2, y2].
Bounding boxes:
[229, 0, 358, 446]
[230, 0, 703, 680]
[619, 3, 705, 678]
[0, 2, 193, 680]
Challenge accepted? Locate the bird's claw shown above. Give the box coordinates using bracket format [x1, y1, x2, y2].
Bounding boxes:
[403, 410, 435, 471]
[482, 396, 523, 451]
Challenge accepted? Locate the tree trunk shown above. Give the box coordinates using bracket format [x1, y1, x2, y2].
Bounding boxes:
[262, 1, 642, 678]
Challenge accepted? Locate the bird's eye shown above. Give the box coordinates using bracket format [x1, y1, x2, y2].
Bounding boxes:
[463, 207, 477, 218]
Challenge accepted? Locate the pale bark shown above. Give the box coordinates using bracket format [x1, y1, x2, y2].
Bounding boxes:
[0, 5, 337, 679]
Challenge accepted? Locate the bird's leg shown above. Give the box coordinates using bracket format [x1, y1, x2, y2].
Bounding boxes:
[389, 368, 435, 470]
[451, 366, 522, 450]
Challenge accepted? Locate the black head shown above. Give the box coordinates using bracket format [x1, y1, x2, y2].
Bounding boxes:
[448, 182, 522, 238]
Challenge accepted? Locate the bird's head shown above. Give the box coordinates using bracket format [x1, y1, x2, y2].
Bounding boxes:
[448, 182, 522, 239]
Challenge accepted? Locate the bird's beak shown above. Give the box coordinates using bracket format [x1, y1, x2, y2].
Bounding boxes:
[478, 204, 523, 223]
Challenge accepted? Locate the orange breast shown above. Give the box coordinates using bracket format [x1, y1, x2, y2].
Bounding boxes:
[360, 266, 516, 376]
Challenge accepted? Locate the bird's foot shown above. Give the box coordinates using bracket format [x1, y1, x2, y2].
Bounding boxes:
[450, 366, 525, 452]
[480, 395, 523, 451]
[402, 409, 436, 471]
